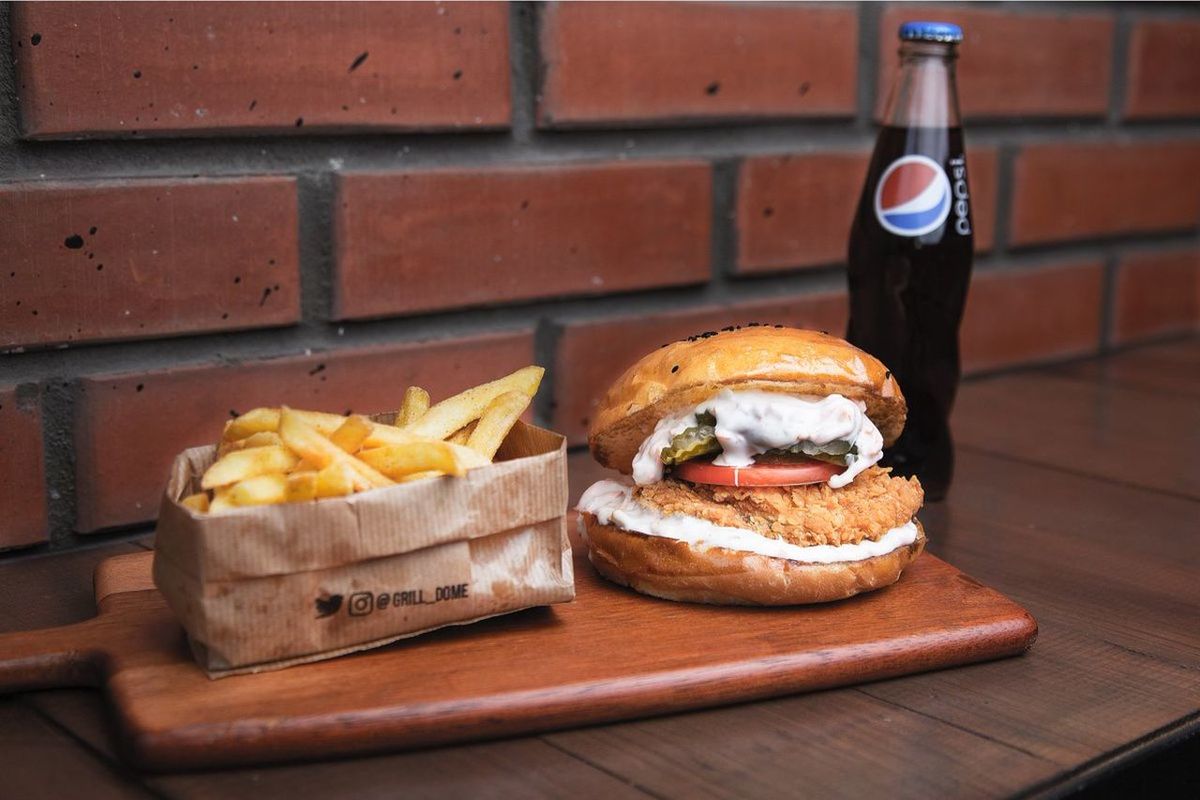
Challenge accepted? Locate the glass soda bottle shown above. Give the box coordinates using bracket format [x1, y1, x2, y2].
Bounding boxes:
[846, 21, 973, 502]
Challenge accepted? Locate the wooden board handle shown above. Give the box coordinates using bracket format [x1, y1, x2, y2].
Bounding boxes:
[0, 619, 105, 693]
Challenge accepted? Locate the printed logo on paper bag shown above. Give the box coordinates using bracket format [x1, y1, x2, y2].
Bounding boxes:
[348, 592, 375, 616]
[874, 155, 952, 237]
[316, 584, 471, 619]
[314, 593, 343, 618]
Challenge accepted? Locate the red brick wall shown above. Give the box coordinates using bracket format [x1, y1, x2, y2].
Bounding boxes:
[2, 2, 1198, 553]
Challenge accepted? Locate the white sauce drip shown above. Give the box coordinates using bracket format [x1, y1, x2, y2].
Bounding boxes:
[578, 479, 917, 564]
[631, 390, 884, 488]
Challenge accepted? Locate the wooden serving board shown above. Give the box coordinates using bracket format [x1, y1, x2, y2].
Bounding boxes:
[0, 546, 1036, 772]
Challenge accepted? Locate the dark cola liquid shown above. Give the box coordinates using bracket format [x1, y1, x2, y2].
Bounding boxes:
[846, 125, 974, 501]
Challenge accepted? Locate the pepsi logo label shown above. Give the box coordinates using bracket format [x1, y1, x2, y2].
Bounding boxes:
[873, 155, 952, 237]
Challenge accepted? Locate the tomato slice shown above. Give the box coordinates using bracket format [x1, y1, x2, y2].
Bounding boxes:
[674, 457, 842, 487]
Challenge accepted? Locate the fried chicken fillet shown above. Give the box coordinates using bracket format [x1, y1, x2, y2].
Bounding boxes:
[635, 466, 923, 547]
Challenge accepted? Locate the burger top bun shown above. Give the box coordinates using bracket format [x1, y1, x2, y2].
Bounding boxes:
[588, 326, 906, 475]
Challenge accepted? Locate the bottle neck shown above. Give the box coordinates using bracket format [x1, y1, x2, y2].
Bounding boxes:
[881, 41, 962, 130]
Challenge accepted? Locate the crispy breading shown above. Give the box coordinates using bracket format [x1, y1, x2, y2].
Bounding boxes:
[634, 466, 923, 547]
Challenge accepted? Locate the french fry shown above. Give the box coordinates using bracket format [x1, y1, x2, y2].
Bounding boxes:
[217, 431, 283, 457]
[359, 441, 464, 479]
[286, 471, 318, 502]
[315, 462, 356, 498]
[396, 448, 492, 479]
[446, 442, 491, 470]
[202, 445, 299, 490]
[224, 407, 349, 441]
[227, 473, 288, 507]
[405, 366, 544, 441]
[467, 391, 531, 460]
[400, 470, 444, 483]
[360, 421, 419, 449]
[203, 367, 542, 509]
[288, 409, 352, 436]
[396, 386, 430, 427]
[222, 407, 280, 441]
[208, 488, 236, 514]
[446, 420, 478, 446]
[276, 408, 346, 471]
[278, 408, 393, 490]
[180, 492, 210, 513]
[330, 414, 373, 453]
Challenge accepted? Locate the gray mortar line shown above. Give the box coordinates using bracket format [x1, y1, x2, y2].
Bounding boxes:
[507, 2, 539, 146]
[531, 317, 562, 430]
[990, 141, 1017, 257]
[0, 4, 21, 152]
[37, 377, 77, 547]
[8, 119, 1200, 184]
[857, 1, 882, 130]
[296, 171, 336, 324]
[1108, 6, 1132, 126]
[1099, 251, 1120, 354]
[710, 158, 739, 280]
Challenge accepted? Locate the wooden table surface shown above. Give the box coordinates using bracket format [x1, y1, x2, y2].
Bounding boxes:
[2, 338, 1197, 799]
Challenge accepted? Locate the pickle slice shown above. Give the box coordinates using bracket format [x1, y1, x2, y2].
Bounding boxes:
[657, 406, 858, 468]
[765, 441, 858, 466]
[660, 424, 720, 465]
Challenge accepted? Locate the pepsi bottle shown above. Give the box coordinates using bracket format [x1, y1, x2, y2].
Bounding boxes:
[846, 21, 973, 502]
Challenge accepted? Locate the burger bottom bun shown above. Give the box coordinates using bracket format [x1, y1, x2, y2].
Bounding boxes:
[580, 513, 926, 606]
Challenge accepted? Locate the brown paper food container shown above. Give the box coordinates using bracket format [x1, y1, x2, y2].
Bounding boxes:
[152, 419, 574, 678]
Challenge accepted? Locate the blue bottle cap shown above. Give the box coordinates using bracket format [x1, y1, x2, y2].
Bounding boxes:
[899, 21, 963, 43]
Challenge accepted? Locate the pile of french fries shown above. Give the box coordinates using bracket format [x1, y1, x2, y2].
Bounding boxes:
[180, 366, 543, 515]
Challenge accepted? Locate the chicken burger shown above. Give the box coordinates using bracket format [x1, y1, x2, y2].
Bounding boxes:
[577, 325, 925, 605]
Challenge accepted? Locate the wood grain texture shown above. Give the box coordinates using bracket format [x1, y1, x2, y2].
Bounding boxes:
[953, 372, 1200, 498]
[0, 548, 1034, 771]
[923, 446, 1200, 664]
[1057, 338, 1200, 398]
[0, 540, 146, 632]
[25, 690, 124, 761]
[22, 689, 651, 800]
[0, 699, 150, 800]
[148, 738, 653, 800]
[860, 620, 1200, 767]
[94, 552, 157, 604]
[545, 689, 1056, 799]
